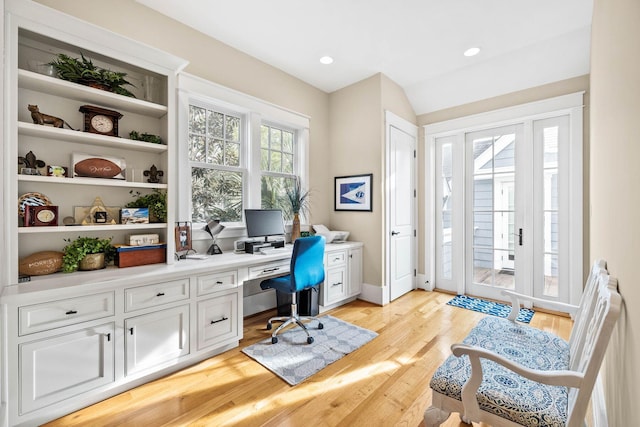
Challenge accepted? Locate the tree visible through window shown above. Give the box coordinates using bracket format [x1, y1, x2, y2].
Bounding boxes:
[260, 124, 297, 220]
[189, 105, 243, 222]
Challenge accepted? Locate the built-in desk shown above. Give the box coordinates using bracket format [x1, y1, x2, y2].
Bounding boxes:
[0, 241, 363, 427]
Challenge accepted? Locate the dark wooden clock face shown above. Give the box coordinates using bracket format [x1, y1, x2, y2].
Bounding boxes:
[79, 105, 122, 137]
[25, 205, 58, 226]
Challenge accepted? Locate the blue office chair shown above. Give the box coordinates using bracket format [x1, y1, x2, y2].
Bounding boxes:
[260, 235, 326, 344]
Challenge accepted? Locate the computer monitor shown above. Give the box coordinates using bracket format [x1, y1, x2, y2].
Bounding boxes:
[244, 209, 285, 242]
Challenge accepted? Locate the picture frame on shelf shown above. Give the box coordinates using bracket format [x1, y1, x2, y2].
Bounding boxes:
[175, 222, 192, 252]
[73, 206, 120, 225]
[120, 208, 150, 225]
[334, 173, 373, 212]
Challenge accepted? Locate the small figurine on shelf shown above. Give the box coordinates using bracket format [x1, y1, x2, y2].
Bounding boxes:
[144, 164, 164, 183]
[27, 104, 76, 130]
[18, 150, 45, 175]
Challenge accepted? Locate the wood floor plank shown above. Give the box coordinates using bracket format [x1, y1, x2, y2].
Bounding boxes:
[43, 290, 571, 427]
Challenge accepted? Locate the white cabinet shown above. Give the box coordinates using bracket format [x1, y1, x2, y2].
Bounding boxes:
[125, 304, 190, 376]
[320, 243, 364, 307]
[19, 323, 115, 415]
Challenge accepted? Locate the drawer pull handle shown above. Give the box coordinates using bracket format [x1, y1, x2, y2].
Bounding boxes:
[210, 316, 229, 325]
[216, 281, 223, 284]
[332, 282, 343, 287]
[65, 310, 78, 315]
[333, 257, 341, 261]
[263, 267, 279, 273]
[129, 327, 134, 335]
[156, 292, 165, 297]
[106, 333, 111, 342]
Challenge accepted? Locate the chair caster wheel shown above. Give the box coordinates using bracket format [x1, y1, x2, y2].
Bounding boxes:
[271, 336, 278, 344]
[266, 322, 272, 330]
[318, 322, 324, 330]
[307, 336, 314, 344]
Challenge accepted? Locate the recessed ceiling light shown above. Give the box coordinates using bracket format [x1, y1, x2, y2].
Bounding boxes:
[319, 56, 334, 65]
[464, 47, 481, 57]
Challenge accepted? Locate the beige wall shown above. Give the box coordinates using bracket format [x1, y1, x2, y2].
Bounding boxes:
[329, 74, 383, 286]
[328, 73, 416, 287]
[35, 0, 333, 226]
[590, 0, 640, 423]
[416, 75, 591, 275]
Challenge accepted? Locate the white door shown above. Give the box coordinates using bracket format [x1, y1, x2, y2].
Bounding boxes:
[430, 103, 582, 306]
[386, 112, 416, 302]
[465, 125, 524, 300]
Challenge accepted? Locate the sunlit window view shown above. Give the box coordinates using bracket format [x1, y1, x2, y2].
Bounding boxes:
[260, 124, 297, 221]
[542, 125, 560, 297]
[189, 105, 243, 222]
[470, 131, 516, 290]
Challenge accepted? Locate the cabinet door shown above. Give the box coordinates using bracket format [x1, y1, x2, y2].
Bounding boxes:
[125, 305, 189, 376]
[348, 247, 363, 296]
[197, 293, 238, 350]
[19, 323, 115, 414]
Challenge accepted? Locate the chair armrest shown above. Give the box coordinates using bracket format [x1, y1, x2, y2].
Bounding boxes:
[451, 342, 584, 422]
[501, 290, 579, 321]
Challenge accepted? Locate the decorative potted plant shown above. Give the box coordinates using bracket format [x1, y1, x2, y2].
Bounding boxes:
[62, 236, 115, 272]
[47, 53, 136, 97]
[286, 177, 310, 242]
[125, 189, 167, 223]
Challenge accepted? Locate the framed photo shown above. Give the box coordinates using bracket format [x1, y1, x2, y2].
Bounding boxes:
[334, 173, 373, 211]
[74, 206, 120, 225]
[175, 222, 192, 252]
[120, 208, 149, 225]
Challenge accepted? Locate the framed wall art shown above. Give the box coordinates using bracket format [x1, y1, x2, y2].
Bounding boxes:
[334, 173, 373, 212]
[175, 222, 192, 252]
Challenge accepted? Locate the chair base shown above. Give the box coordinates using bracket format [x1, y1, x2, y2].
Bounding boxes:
[266, 313, 323, 344]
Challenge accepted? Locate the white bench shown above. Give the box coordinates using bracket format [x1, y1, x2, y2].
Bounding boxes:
[425, 260, 622, 427]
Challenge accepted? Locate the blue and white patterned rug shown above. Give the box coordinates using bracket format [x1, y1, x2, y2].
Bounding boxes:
[447, 294, 534, 323]
[242, 315, 377, 386]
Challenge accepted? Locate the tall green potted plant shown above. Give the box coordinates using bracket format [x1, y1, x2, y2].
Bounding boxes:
[286, 177, 310, 242]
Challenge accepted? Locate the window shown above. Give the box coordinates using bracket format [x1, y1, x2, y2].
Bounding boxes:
[178, 73, 310, 231]
[188, 104, 244, 222]
[260, 123, 297, 220]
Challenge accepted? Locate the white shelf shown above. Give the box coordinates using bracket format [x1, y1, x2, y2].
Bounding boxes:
[18, 69, 168, 118]
[18, 122, 168, 153]
[18, 223, 167, 234]
[18, 174, 167, 189]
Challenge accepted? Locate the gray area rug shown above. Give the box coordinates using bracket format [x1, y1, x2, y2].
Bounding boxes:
[242, 315, 378, 386]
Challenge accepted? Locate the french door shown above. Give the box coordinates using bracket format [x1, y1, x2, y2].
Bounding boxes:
[429, 94, 583, 307]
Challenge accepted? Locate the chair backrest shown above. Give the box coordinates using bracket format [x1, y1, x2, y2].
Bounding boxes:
[290, 235, 326, 292]
[569, 259, 607, 353]
[566, 270, 622, 426]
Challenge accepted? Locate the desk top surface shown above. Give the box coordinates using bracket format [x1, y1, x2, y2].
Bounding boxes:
[2, 241, 363, 300]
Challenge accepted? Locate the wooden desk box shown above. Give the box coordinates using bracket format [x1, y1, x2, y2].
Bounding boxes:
[115, 244, 166, 268]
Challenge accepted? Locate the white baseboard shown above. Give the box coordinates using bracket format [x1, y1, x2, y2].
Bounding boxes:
[417, 273, 434, 291]
[358, 283, 387, 306]
[591, 374, 608, 427]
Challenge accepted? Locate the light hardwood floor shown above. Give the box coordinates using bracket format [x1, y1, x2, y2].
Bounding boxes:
[44, 290, 573, 427]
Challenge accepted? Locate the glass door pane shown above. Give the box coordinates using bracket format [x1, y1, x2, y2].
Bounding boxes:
[466, 125, 520, 299]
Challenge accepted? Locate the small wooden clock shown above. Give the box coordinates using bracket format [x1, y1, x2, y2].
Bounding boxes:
[79, 105, 123, 137]
[25, 205, 59, 226]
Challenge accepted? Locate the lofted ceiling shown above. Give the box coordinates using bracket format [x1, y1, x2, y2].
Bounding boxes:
[136, 0, 593, 115]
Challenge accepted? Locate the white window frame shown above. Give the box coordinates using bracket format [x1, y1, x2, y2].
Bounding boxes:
[177, 72, 310, 238]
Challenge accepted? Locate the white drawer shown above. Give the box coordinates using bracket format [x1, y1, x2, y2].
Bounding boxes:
[248, 260, 290, 281]
[326, 250, 347, 267]
[124, 279, 190, 312]
[197, 293, 238, 350]
[325, 268, 346, 303]
[197, 270, 238, 296]
[19, 292, 115, 336]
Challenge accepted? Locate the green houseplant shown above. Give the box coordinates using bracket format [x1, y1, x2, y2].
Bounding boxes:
[125, 189, 167, 223]
[286, 177, 310, 241]
[48, 53, 136, 97]
[62, 236, 115, 273]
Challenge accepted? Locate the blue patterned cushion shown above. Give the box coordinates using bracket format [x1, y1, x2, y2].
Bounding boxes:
[430, 317, 570, 426]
